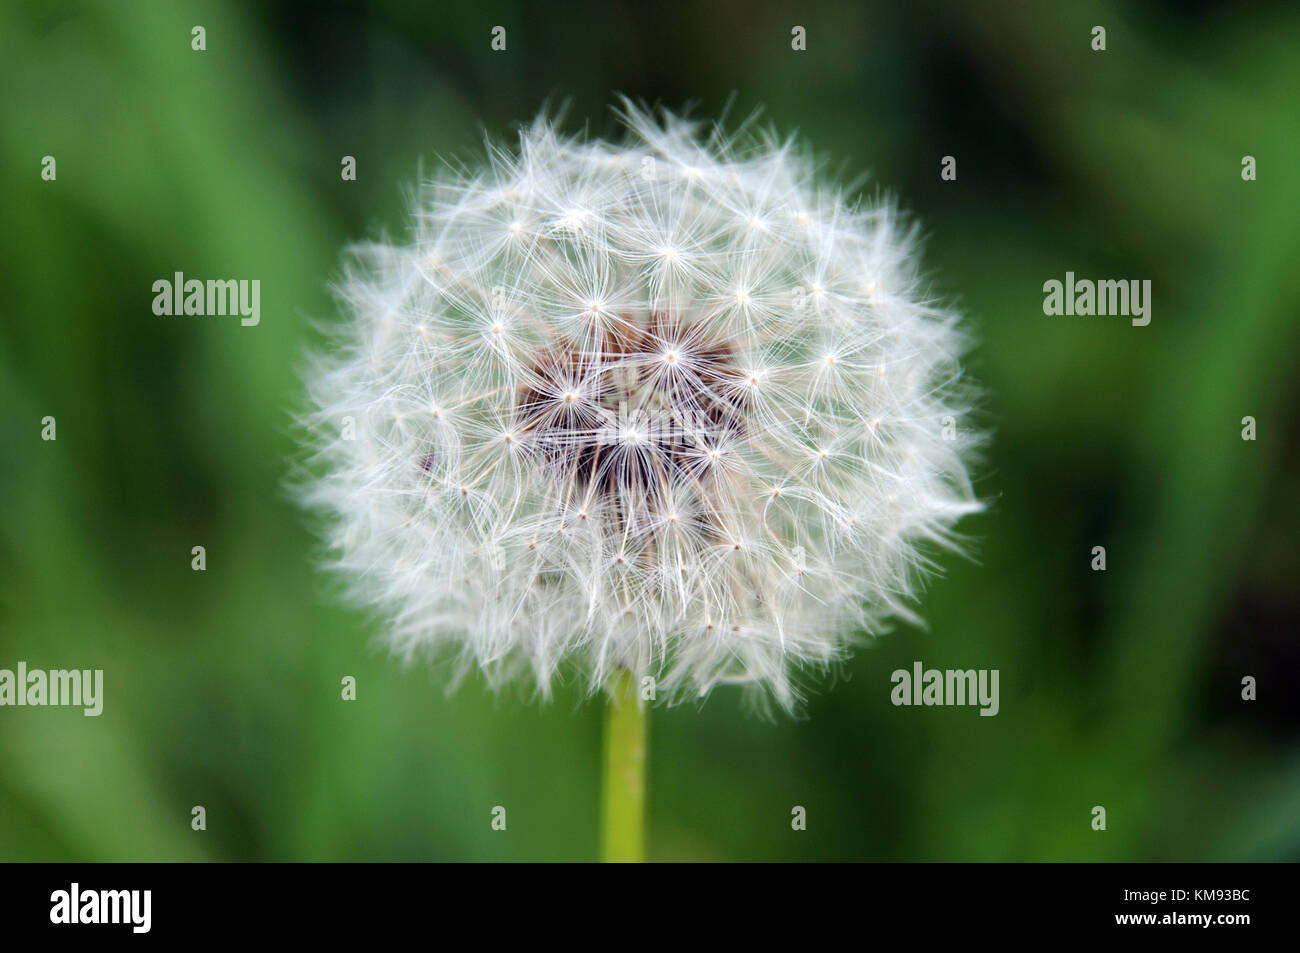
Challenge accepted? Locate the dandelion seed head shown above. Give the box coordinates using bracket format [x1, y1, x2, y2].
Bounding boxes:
[301, 102, 982, 711]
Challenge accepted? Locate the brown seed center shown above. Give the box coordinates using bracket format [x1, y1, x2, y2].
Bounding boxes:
[515, 312, 748, 528]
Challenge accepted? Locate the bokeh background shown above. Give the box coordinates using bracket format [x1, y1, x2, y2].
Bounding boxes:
[2, 0, 1297, 861]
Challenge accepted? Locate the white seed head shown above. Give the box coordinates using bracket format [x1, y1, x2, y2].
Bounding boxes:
[301, 103, 982, 711]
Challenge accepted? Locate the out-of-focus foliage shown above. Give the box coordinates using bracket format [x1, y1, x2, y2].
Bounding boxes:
[1, 0, 1296, 860]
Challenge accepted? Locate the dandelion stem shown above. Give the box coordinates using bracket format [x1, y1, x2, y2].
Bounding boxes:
[600, 668, 647, 862]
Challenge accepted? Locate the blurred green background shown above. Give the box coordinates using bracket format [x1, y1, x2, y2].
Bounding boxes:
[2, 0, 1297, 861]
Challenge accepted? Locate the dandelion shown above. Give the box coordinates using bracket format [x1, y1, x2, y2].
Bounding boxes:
[300, 102, 982, 860]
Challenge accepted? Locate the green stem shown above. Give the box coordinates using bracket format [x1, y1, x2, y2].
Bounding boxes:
[600, 669, 647, 862]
